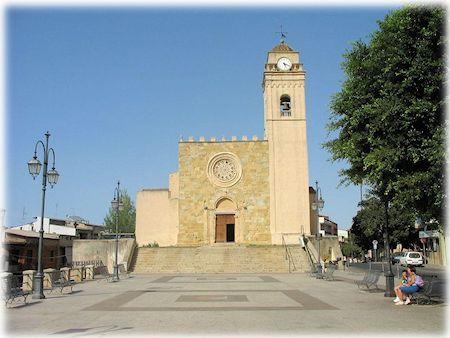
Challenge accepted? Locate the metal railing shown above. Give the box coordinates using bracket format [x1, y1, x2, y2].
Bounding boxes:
[281, 234, 297, 273]
[303, 237, 319, 275]
[345, 260, 403, 279]
[70, 260, 104, 268]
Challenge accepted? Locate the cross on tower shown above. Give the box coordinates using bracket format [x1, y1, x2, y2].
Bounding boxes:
[276, 25, 287, 43]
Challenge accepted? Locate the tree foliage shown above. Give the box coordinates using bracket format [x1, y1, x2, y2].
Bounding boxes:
[350, 196, 417, 250]
[324, 6, 446, 226]
[104, 190, 136, 233]
[341, 233, 363, 258]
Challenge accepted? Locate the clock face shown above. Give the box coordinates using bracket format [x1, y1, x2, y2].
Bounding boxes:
[277, 57, 292, 71]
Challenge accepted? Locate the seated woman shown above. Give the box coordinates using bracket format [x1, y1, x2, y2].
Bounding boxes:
[393, 269, 408, 303]
[395, 266, 419, 305]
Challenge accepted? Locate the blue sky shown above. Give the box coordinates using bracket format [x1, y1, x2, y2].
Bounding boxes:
[6, 6, 396, 229]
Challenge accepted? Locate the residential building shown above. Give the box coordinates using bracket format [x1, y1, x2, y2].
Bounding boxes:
[319, 215, 338, 236]
[1, 227, 60, 273]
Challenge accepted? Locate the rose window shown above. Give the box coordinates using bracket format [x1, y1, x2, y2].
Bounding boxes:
[207, 153, 242, 188]
[213, 159, 237, 182]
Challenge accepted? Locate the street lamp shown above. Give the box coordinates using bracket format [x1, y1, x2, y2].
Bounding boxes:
[111, 181, 123, 282]
[383, 198, 395, 297]
[311, 180, 325, 278]
[27, 131, 59, 299]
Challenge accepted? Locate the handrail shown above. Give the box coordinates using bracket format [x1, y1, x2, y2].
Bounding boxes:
[281, 234, 290, 272]
[303, 237, 318, 272]
[281, 234, 297, 273]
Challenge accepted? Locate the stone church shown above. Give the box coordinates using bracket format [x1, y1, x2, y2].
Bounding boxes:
[136, 39, 317, 248]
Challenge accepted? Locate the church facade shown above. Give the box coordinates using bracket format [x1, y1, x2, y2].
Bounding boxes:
[136, 40, 316, 247]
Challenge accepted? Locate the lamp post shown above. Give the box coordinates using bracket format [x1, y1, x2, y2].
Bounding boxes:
[383, 198, 395, 297]
[111, 181, 123, 282]
[311, 181, 325, 278]
[27, 131, 59, 299]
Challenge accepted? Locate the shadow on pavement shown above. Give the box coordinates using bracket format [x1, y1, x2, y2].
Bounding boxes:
[52, 325, 134, 335]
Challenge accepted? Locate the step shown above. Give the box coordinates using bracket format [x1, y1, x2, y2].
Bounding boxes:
[132, 245, 309, 273]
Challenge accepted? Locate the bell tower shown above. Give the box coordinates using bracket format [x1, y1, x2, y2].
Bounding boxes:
[263, 38, 311, 243]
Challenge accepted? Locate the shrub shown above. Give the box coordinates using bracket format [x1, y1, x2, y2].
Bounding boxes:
[142, 241, 159, 248]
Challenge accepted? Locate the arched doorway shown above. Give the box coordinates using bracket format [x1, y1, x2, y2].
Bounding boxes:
[215, 198, 236, 243]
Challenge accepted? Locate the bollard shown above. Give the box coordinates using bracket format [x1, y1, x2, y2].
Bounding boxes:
[43, 268, 56, 289]
[71, 267, 82, 283]
[60, 267, 70, 283]
[396, 264, 400, 279]
[22, 270, 36, 292]
[1, 272, 13, 294]
[85, 265, 94, 280]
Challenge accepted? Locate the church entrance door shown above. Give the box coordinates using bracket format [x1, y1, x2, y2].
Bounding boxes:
[215, 214, 235, 243]
[226, 223, 235, 242]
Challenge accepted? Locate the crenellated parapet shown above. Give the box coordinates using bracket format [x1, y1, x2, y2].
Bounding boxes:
[179, 135, 264, 143]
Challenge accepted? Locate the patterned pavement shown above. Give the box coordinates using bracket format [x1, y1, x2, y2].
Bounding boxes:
[3, 273, 446, 336]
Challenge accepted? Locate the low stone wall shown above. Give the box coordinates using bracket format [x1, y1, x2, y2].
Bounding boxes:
[306, 235, 344, 267]
[72, 238, 136, 273]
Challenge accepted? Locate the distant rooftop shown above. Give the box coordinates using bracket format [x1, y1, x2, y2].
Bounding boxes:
[4, 228, 59, 240]
[66, 215, 89, 223]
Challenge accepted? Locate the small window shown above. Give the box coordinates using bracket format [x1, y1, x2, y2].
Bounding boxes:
[50, 250, 55, 262]
[280, 95, 291, 117]
[410, 253, 420, 258]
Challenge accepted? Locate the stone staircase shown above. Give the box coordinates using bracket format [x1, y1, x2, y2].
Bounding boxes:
[132, 245, 310, 273]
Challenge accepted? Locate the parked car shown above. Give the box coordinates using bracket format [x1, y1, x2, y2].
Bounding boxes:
[391, 252, 405, 265]
[398, 251, 424, 266]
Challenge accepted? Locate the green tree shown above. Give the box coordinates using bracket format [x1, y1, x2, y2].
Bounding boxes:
[341, 233, 363, 258]
[350, 196, 417, 251]
[104, 190, 136, 233]
[324, 6, 446, 227]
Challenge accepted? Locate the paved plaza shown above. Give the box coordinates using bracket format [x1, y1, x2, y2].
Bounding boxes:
[3, 272, 447, 335]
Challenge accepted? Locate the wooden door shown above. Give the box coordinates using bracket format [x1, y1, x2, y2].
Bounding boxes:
[216, 214, 234, 243]
[226, 224, 235, 242]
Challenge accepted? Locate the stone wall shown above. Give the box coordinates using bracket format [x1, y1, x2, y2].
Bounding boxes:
[72, 238, 136, 273]
[177, 140, 271, 246]
[306, 235, 344, 264]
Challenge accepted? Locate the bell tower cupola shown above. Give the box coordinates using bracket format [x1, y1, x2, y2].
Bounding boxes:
[263, 40, 305, 128]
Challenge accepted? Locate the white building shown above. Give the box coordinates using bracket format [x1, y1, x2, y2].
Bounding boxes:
[15, 217, 76, 237]
[11, 216, 104, 239]
[337, 229, 349, 243]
